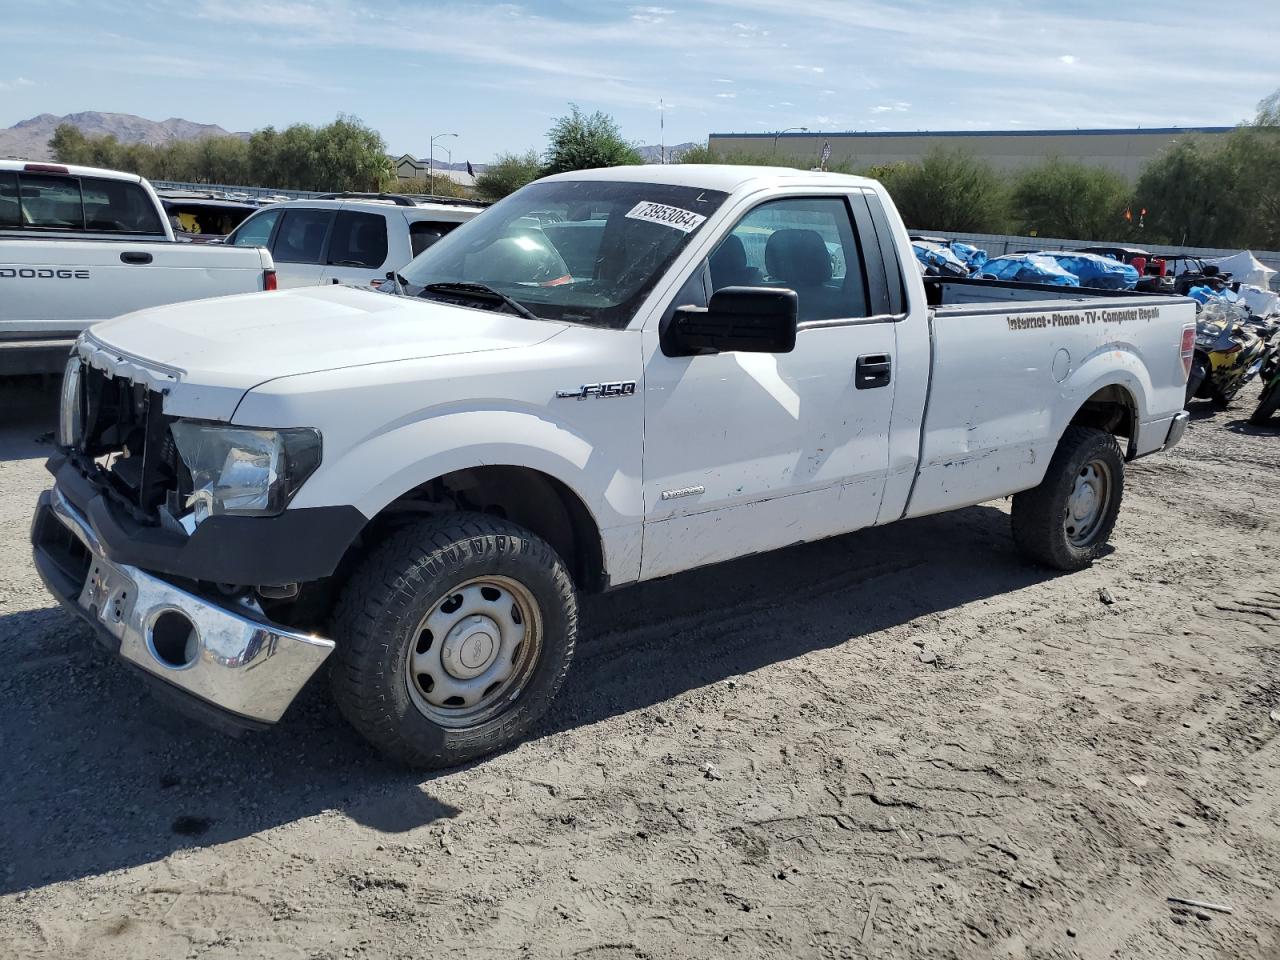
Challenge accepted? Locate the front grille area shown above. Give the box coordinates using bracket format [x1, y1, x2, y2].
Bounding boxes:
[70, 361, 190, 524]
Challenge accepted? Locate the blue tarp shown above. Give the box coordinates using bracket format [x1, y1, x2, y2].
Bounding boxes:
[1036, 252, 1140, 290]
[948, 241, 989, 272]
[912, 242, 970, 278]
[980, 254, 1081, 287]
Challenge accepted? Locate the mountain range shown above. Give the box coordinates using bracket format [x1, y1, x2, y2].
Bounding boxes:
[0, 111, 246, 161]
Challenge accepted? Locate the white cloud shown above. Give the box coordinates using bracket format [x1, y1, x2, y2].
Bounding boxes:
[0, 76, 34, 91]
[794, 64, 825, 74]
[631, 6, 675, 24]
[872, 102, 910, 114]
[713, 78, 734, 83]
[716, 92, 736, 99]
[1059, 54, 1077, 64]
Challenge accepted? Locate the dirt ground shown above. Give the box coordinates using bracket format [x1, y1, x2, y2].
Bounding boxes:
[2, 375, 1278, 960]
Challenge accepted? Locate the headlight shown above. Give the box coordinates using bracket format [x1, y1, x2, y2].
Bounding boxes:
[170, 421, 322, 521]
[58, 355, 83, 447]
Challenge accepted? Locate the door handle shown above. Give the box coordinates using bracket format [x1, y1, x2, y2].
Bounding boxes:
[120, 251, 153, 265]
[855, 354, 892, 390]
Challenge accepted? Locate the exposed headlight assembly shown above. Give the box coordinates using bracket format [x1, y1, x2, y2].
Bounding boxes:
[58, 355, 84, 447]
[170, 421, 321, 521]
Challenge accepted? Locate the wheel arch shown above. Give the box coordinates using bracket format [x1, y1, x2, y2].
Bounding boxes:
[1067, 382, 1140, 459]
[353, 464, 609, 594]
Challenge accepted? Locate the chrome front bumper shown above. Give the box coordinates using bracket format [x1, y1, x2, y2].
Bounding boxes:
[36, 487, 334, 725]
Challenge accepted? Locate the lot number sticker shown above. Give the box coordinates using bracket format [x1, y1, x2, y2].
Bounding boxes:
[625, 201, 707, 233]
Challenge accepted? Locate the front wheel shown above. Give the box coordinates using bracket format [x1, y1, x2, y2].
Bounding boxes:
[1011, 426, 1125, 571]
[330, 513, 577, 769]
[1251, 378, 1280, 425]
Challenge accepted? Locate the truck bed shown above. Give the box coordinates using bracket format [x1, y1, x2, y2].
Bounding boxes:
[924, 275, 1176, 308]
[906, 276, 1195, 519]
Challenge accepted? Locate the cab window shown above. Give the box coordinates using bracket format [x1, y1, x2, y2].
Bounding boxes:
[80, 177, 164, 234]
[328, 211, 388, 268]
[273, 209, 334, 264]
[708, 197, 870, 322]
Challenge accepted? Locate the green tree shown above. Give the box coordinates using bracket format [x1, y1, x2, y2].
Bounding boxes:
[49, 124, 92, 164]
[542, 105, 643, 175]
[1008, 157, 1131, 239]
[1134, 138, 1231, 246]
[874, 147, 1006, 232]
[474, 150, 541, 200]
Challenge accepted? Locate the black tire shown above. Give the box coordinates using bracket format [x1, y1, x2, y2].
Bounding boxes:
[330, 513, 577, 769]
[1011, 426, 1125, 571]
[1185, 355, 1209, 407]
[1251, 379, 1280, 425]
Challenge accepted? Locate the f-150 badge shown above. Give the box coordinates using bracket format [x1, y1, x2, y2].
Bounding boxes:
[555, 381, 637, 400]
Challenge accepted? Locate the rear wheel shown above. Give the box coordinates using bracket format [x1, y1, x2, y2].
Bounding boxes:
[330, 513, 577, 769]
[1251, 378, 1280, 425]
[1011, 426, 1125, 571]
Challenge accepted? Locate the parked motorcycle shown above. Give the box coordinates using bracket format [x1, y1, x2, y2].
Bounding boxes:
[1185, 302, 1270, 409]
[1249, 335, 1280, 424]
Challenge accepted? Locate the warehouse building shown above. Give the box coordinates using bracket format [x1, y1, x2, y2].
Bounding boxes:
[707, 127, 1235, 180]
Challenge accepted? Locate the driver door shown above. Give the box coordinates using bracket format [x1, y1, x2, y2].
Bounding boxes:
[640, 195, 897, 580]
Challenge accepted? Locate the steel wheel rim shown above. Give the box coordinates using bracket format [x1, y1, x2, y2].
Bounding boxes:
[1064, 458, 1112, 548]
[404, 575, 543, 728]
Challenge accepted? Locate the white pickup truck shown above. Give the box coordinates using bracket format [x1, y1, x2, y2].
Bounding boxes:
[33, 165, 1194, 768]
[0, 160, 276, 374]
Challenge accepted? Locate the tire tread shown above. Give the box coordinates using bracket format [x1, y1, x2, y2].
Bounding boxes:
[1011, 426, 1124, 571]
[330, 513, 577, 769]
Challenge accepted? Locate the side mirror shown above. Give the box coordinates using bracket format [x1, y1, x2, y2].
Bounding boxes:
[662, 286, 798, 357]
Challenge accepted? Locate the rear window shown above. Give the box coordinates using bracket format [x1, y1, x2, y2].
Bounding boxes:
[409, 220, 460, 257]
[0, 172, 19, 227]
[329, 211, 389, 268]
[18, 174, 84, 229]
[273, 209, 334, 264]
[1, 172, 164, 235]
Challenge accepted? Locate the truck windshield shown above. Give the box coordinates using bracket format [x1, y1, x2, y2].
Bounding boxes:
[397, 180, 728, 329]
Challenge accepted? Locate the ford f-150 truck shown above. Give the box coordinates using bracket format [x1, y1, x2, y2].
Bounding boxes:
[1, 160, 276, 374]
[32, 166, 1195, 768]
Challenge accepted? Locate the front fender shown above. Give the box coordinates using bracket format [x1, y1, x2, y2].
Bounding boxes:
[287, 404, 644, 585]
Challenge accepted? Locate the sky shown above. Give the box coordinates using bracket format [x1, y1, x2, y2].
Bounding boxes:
[1, 0, 1276, 163]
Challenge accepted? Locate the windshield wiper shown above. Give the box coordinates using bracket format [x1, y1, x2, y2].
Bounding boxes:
[420, 281, 542, 322]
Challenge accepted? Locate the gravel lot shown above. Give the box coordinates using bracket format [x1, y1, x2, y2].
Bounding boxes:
[2, 376, 1278, 960]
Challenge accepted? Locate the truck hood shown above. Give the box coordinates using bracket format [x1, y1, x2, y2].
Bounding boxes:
[81, 285, 568, 419]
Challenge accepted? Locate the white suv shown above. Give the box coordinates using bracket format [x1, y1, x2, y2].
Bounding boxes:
[225, 193, 486, 289]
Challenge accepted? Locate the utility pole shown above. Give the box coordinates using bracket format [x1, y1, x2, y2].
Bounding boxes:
[660, 99, 665, 164]
[429, 132, 458, 195]
[772, 126, 808, 155]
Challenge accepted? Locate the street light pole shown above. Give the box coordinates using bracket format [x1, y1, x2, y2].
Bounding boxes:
[429, 132, 458, 195]
[772, 126, 808, 154]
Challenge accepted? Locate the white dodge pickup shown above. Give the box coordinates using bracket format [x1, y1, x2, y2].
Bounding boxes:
[33, 165, 1194, 768]
[0, 160, 276, 374]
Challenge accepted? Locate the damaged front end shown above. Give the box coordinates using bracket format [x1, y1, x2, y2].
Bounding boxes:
[31, 348, 363, 730]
